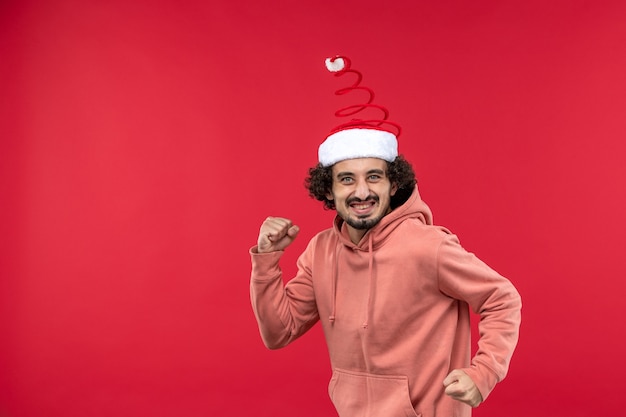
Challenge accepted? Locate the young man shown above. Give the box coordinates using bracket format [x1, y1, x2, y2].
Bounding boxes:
[249, 56, 521, 417]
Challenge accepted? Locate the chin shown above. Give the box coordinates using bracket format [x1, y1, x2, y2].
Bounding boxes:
[347, 216, 383, 230]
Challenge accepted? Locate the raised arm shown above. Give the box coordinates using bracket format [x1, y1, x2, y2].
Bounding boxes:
[250, 217, 319, 349]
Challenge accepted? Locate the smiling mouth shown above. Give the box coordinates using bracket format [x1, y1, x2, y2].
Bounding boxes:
[348, 198, 377, 216]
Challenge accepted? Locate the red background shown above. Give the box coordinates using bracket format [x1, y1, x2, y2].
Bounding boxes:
[2, 1, 625, 416]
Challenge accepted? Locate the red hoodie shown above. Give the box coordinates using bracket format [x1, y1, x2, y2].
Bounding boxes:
[250, 186, 521, 417]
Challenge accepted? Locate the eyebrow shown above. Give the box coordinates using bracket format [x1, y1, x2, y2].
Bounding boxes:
[335, 168, 386, 178]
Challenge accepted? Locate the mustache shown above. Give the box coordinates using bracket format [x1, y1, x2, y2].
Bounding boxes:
[346, 195, 379, 205]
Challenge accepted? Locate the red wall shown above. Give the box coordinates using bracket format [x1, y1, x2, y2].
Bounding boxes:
[2, 1, 625, 416]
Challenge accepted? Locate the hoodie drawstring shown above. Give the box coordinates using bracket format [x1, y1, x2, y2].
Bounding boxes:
[329, 244, 342, 324]
[362, 232, 374, 329]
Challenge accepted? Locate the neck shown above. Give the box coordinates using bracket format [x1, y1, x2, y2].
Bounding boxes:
[347, 227, 367, 245]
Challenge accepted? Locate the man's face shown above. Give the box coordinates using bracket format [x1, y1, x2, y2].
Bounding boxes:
[326, 158, 397, 243]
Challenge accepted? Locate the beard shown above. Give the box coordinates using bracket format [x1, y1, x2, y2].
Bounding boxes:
[344, 215, 385, 230]
[341, 195, 385, 230]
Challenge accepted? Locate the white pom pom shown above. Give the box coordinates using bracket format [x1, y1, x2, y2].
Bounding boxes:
[325, 57, 345, 72]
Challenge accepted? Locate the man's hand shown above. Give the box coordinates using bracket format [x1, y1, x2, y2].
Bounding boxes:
[257, 217, 300, 253]
[443, 369, 483, 408]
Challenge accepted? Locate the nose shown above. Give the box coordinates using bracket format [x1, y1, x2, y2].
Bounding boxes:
[354, 178, 370, 200]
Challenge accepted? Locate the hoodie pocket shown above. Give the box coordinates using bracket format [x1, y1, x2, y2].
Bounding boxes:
[328, 368, 420, 417]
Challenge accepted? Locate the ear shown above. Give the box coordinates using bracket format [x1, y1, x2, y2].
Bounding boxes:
[325, 191, 334, 201]
[391, 182, 398, 196]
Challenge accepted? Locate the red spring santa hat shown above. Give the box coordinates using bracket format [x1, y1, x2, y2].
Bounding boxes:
[318, 55, 402, 167]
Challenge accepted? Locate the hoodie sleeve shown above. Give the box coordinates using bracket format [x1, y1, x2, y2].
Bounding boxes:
[436, 234, 522, 400]
[249, 245, 320, 350]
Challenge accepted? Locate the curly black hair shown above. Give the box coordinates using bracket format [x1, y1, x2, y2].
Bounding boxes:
[305, 155, 417, 210]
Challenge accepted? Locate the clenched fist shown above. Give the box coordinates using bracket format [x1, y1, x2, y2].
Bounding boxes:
[443, 369, 483, 408]
[257, 217, 300, 253]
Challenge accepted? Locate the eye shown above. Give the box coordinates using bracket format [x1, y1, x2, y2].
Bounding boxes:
[367, 174, 382, 181]
[339, 177, 354, 184]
